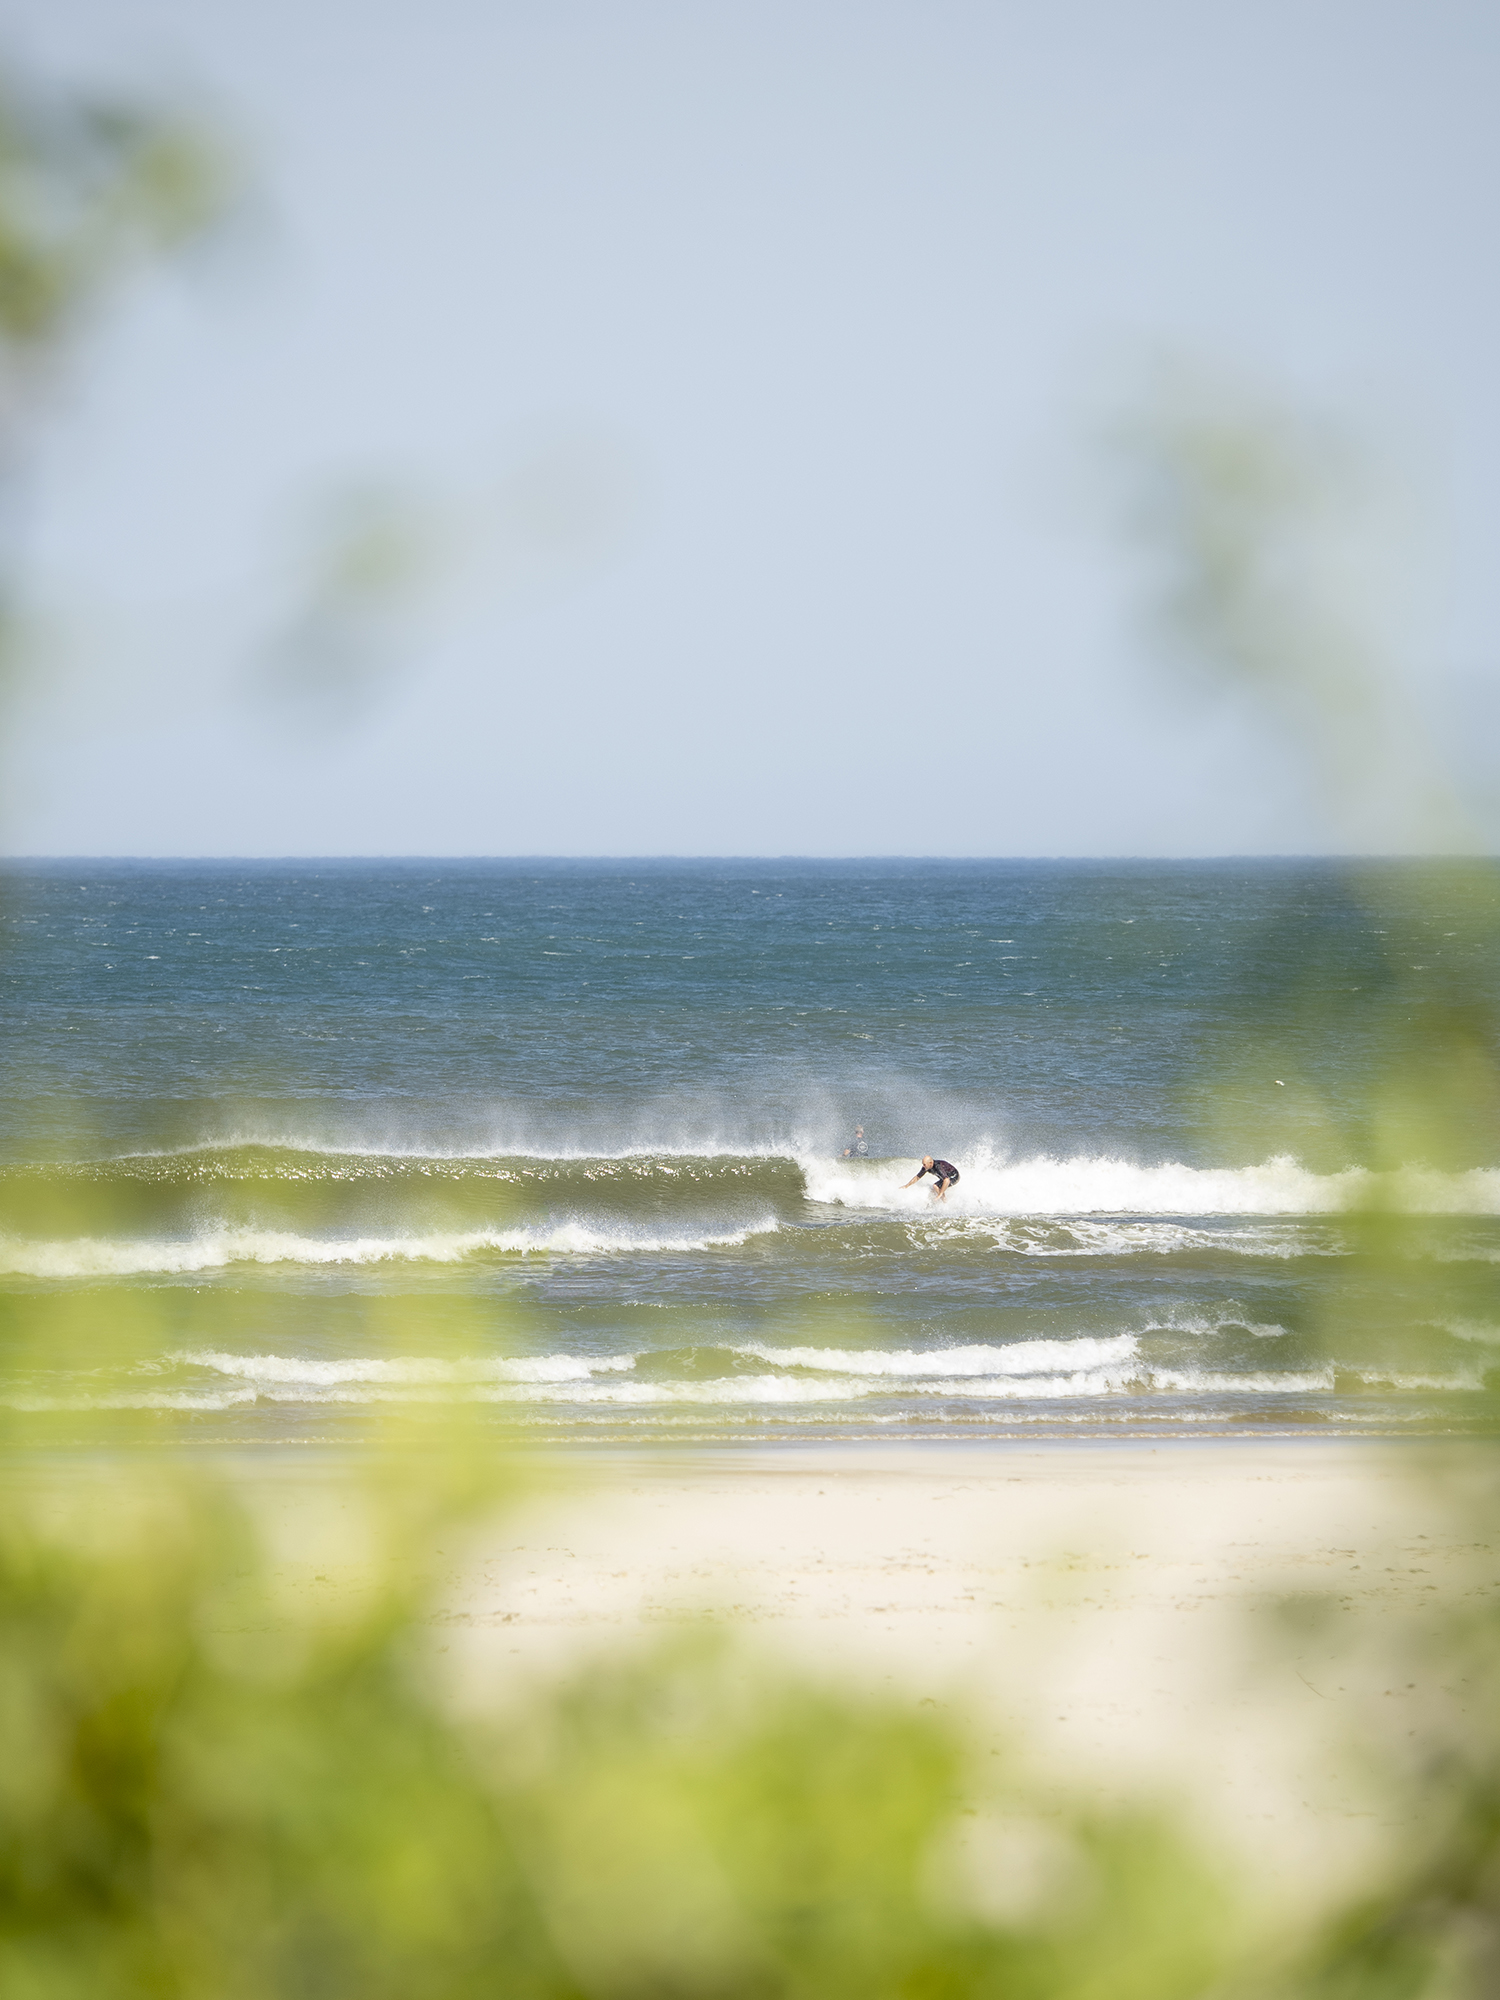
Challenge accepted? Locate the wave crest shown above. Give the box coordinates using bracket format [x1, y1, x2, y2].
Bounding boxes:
[0, 1216, 780, 1278]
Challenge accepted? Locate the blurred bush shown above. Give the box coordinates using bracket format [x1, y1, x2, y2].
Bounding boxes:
[1108, 366, 1500, 2000]
[0, 1465, 1231, 2000]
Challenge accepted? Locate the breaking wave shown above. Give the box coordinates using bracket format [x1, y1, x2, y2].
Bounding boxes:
[0, 1217, 780, 1278]
[18, 1136, 1500, 1219]
[804, 1153, 1500, 1217]
[9, 1327, 1491, 1414]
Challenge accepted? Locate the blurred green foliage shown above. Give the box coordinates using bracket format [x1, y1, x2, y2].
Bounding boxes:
[1108, 366, 1468, 850]
[0, 57, 230, 697]
[1112, 373, 1369, 717]
[256, 483, 442, 726]
[0, 73, 227, 376]
[1102, 371, 1500, 1997]
[0, 1466, 1233, 2000]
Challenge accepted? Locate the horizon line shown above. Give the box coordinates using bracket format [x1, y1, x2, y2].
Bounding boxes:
[3, 852, 1496, 867]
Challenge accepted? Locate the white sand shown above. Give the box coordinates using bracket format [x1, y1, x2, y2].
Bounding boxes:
[415, 1441, 1496, 1921]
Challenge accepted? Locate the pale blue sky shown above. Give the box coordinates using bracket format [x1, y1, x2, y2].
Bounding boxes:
[3, 0, 1497, 854]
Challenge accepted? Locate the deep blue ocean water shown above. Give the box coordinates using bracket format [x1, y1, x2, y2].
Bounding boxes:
[3, 858, 1498, 1443]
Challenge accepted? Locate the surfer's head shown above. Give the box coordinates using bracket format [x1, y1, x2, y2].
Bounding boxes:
[922, 1155, 933, 1169]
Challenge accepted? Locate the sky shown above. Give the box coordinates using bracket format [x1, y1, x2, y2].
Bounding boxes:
[2, 0, 1498, 856]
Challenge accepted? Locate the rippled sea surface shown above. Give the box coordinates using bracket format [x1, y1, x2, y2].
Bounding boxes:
[3, 857, 1498, 1443]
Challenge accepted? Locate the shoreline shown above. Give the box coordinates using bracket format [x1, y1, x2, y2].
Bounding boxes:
[1, 1427, 1491, 1472]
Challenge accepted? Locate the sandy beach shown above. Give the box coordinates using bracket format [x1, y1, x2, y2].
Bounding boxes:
[180, 1437, 1487, 1928]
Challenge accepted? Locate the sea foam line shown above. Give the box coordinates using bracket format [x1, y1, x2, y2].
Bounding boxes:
[733, 1335, 1142, 1377]
[12, 1342, 1490, 1413]
[171, 1349, 635, 1386]
[0, 1217, 780, 1278]
[21, 1364, 1483, 1414]
[169, 1336, 1143, 1389]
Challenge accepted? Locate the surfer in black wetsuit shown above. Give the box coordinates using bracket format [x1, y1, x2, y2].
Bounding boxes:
[842, 1126, 868, 1159]
[903, 1155, 960, 1200]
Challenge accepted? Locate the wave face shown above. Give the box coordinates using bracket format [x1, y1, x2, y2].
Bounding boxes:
[4, 857, 1499, 1442]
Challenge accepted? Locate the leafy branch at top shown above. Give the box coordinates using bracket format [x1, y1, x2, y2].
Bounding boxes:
[0, 66, 232, 416]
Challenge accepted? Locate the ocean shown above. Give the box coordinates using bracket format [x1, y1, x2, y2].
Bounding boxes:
[3, 857, 1498, 1445]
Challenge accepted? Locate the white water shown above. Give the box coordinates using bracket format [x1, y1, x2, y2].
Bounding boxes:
[803, 1152, 1500, 1217]
[0, 1216, 782, 1278]
[10, 1331, 1486, 1413]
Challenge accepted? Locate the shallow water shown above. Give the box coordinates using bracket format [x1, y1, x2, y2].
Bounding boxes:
[3, 858, 1497, 1443]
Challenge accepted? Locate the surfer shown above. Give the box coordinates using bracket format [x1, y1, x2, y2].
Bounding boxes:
[842, 1126, 868, 1159]
[903, 1155, 960, 1200]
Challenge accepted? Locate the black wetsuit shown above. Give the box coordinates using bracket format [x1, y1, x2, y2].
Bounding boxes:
[917, 1159, 959, 1187]
[846, 1134, 868, 1158]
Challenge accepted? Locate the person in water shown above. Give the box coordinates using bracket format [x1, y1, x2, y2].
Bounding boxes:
[843, 1126, 868, 1159]
[903, 1155, 960, 1200]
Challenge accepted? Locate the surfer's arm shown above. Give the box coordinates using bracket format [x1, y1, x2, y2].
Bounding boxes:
[900, 1170, 923, 1188]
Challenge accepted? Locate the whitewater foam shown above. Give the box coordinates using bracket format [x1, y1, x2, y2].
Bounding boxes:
[173, 1349, 637, 1385]
[733, 1335, 1142, 1377]
[0, 1216, 781, 1278]
[10, 1330, 1489, 1417]
[5, 1362, 1343, 1413]
[1443, 1320, 1500, 1346]
[803, 1153, 1500, 1217]
[965, 1218, 1321, 1259]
